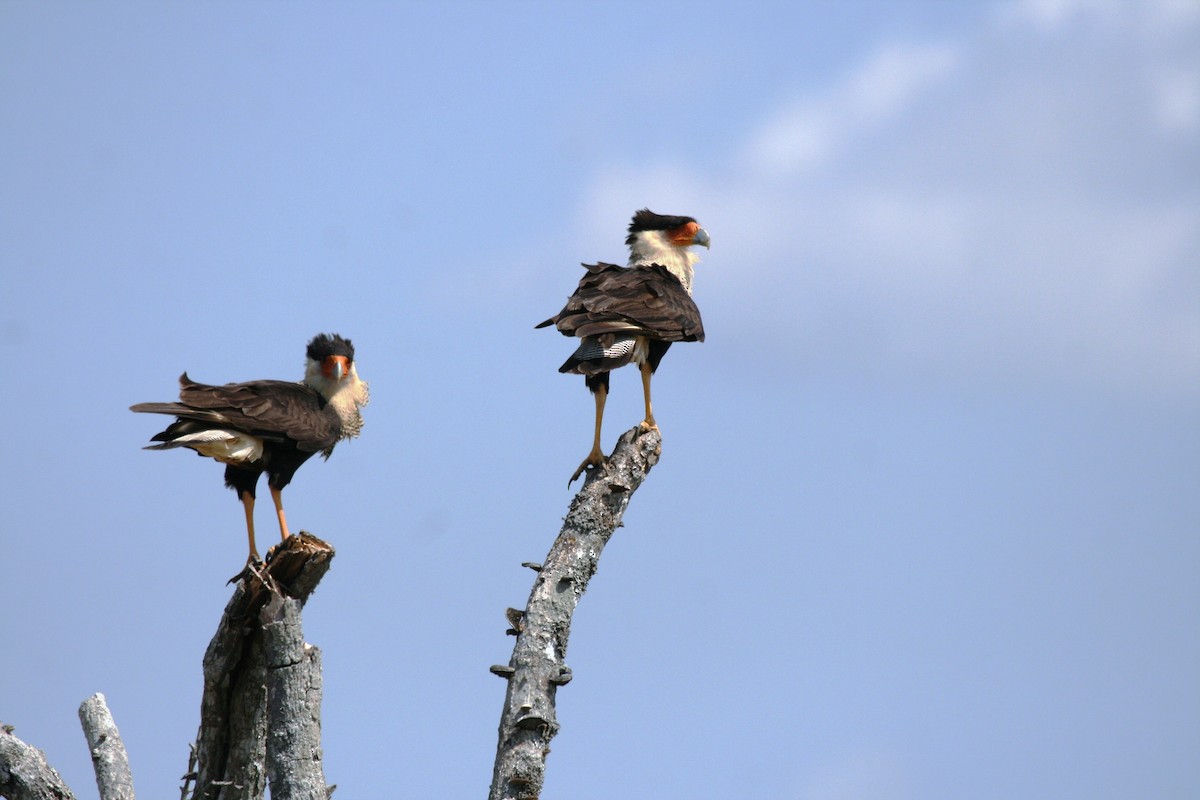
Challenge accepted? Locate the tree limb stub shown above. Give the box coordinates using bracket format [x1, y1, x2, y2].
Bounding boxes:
[187, 533, 334, 800]
[0, 724, 77, 800]
[489, 425, 662, 800]
[78, 694, 135, 800]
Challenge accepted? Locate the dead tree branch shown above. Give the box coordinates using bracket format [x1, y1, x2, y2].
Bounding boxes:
[488, 425, 662, 800]
[78, 694, 135, 800]
[186, 533, 334, 800]
[0, 724, 77, 800]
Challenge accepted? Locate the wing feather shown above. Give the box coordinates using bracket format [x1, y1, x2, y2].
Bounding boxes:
[538, 262, 704, 343]
[132, 374, 341, 453]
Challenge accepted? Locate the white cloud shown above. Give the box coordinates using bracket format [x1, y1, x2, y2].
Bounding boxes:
[845, 42, 961, 123]
[1003, 0, 1123, 30]
[580, 4, 1200, 399]
[1003, 0, 1200, 32]
[744, 41, 960, 179]
[745, 103, 836, 177]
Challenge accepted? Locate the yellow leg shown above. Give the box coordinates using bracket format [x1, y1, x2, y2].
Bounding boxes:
[241, 491, 261, 563]
[639, 361, 658, 431]
[270, 486, 291, 541]
[570, 381, 608, 486]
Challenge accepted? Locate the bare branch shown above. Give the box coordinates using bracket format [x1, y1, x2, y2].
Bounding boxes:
[188, 533, 334, 800]
[0, 724, 77, 800]
[489, 425, 662, 800]
[261, 596, 327, 800]
[78, 694, 135, 800]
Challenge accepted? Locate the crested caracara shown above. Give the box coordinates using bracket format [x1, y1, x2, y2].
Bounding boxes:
[131, 333, 369, 562]
[537, 209, 709, 485]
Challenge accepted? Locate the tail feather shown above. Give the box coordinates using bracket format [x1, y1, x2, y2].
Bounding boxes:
[131, 403, 231, 426]
[143, 440, 187, 451]
[130, 402, 186, 415]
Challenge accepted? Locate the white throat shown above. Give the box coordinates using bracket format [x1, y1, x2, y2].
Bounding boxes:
[303, 360, 370, 438]
[627, 229, 699, 294]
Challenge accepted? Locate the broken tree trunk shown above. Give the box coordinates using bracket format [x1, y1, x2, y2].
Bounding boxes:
[488, 425, 662, 800]
[260, 596, 327, 800]
[0, 726, 77, 800]
[3, 694, 132, 800]
[183, 533, 334, 800]
[1, 535, 335, 800]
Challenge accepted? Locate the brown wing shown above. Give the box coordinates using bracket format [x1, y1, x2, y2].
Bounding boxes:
[536, 262, 704, 343]
[130, 375, 341, 453]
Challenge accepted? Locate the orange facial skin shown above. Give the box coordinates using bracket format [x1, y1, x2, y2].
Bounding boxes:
[669, 221, 702, 247]
[322, 355, 350, 381]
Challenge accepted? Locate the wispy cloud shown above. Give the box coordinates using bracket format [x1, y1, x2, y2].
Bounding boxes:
[579, 1, 1200, 398]
[743, 41, 961, 178]
[1002, 0, 1200, 33]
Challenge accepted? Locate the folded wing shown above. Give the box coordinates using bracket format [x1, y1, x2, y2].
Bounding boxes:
[537, 262, 704, 344]
[130, 374, 342, 455]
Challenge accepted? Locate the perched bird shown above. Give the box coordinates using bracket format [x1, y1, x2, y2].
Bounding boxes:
[131, 333, 369, 562]
[538, 209, 709, 485]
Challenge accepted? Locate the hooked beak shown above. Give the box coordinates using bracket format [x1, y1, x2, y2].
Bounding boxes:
[693, 227, 711, 249]
[323, 355, 350, 381]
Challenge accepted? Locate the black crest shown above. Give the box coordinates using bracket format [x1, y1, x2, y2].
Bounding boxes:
[306, 333, 355, 363]
[625, 208, 697, 244]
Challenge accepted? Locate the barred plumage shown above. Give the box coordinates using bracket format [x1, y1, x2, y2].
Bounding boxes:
[566, 334, 640, 372]
[538, 209, 709, 485]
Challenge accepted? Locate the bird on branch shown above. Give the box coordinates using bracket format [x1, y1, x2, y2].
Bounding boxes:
[131, 333, 369, 563]
[538, 209, 709, 485]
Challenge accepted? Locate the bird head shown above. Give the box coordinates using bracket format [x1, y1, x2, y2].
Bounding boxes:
[626, 209, 709, 258]
[306, 333, 355, 379]
[624, 209, 709, 291]
[304, 334, 370, 425]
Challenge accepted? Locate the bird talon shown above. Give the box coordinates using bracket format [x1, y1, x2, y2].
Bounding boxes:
[540, 210, 706, 493]
[227, 557, 260, 585]
[132, 333, 366, 575]
[568, 454, 606, 487]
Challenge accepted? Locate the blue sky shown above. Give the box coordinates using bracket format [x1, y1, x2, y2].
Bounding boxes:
[2, 1, 1197, 798]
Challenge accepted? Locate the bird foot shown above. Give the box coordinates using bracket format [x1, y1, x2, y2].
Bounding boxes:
[638, 419, 659, 433]
[568, 452, 606, 488]
[227, 553, 264, 585]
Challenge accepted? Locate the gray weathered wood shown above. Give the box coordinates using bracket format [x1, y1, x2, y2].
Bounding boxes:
[185, 533, 334, 800]
[78, 694, 135, 800]
[488, 425, 662, 800]
[187, 577, 267, 800]
[0, 725, 77, 800]
[261, 596, 327, 800]
[3, 536, 334, 800]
